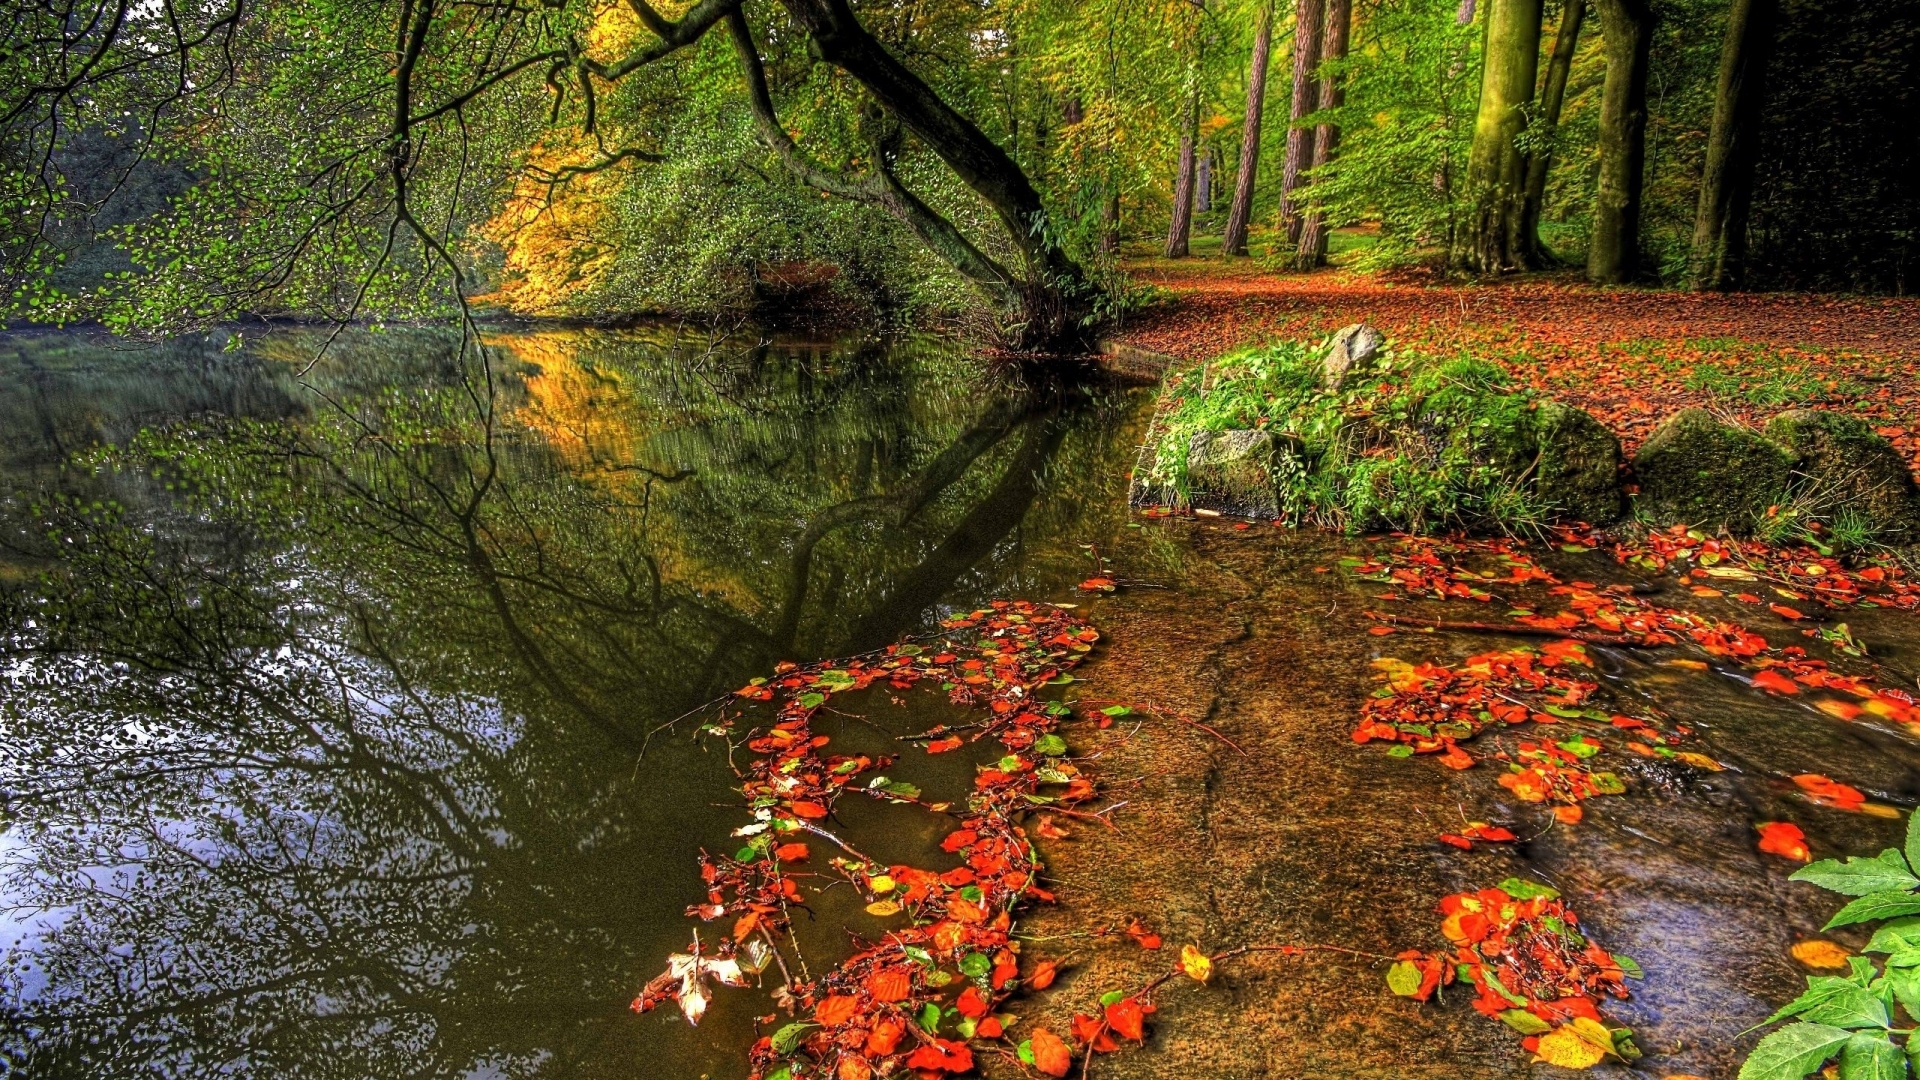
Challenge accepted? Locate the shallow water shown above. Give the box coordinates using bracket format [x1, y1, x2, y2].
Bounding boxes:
[2, 325, 1919, 1080]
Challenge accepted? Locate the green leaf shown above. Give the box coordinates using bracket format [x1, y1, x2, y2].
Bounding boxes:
[1905, 810, 1920, 877]
[1100, 705, 1132, 717]
[1017, 1041, 1035, 1065]
[1477, 967, 1528, 1007]
[1612, 953, 1645, 979]
[1793, 851, 1920, 897]
[765, 1069, 792, 1080]
[1797, 981, 1890, 1030]
[918, 1002, 942, 1032]
[1497, 1008, 1552, 1034]
[798, 692, 825, 708]
[1099, 989, 1126, 1007]
[1881, 952, 1920, 1018]
[1033, 734, 1068, 757]
[1385, 745, 1414, 758]
[770, 1022, 816, 1055]
[1764, 978, 1879, 1027]
[1865, 919, 1920, 955]
[959, 952, 991, 979]
[1840, 1032, 1908, 1080]
[1827, 891, 1920, 930]
[1591, 772, 1627, 795]
[1386, 960, 1424, 997]
[1497, 878, 1560, 901]
[1738, 1023, 1853, 1080]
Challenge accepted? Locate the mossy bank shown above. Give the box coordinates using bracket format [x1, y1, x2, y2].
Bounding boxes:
[1131, 326, 1920, 550]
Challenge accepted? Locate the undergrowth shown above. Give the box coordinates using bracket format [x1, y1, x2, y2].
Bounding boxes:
[1143, 337, 1552, 534]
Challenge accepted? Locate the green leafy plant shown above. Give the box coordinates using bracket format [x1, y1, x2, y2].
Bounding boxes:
[1740, 812, 1920, 1079]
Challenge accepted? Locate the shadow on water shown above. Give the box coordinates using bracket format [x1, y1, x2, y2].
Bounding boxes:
[0, 325, 1145, 1079]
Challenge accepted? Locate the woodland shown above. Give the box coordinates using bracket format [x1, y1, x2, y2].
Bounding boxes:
[2, 0, 1915, 350]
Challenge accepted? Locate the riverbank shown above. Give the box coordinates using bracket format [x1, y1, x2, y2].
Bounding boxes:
[1114, 262, 1920, 475]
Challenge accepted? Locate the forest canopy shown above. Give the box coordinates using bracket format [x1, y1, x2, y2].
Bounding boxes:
[1, 0, 1913, 346]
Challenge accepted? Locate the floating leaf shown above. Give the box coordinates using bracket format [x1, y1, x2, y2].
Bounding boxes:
[1179, 945, 1213, 983]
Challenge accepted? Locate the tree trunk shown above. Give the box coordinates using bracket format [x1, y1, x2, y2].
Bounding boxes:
[772, 0, 1095, 348]
[1280, 0, 1326, 246]
[1197, 150, 1213, 212]
[1166, 132, 1199, 257]
[1455, 0, 1544, 273]
[1518, 0, 1585, 266]
[1587, 0, 1652, 284]
[1295, 0, 1352, 268]
[1689, 0, 1776, 290]
[1102, 187, 1121, 255]
[1223, 0, 1276, 257]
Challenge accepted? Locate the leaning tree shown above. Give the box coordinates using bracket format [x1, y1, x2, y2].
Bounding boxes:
[0, 0, 1103, 351]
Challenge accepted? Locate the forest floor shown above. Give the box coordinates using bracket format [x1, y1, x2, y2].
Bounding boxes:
[1114, 260, 1920, 472]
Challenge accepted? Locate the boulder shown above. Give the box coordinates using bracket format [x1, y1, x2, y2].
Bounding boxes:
[1764, 409, 1920, 542]
[1631, 408, 1794, 533]
[1185, 428, 1291, 519]
[1531, 400, 1625, 524]
[1322, 324, 1386, 391]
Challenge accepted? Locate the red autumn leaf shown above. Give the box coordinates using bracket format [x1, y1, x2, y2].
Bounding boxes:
[773, 843, 809, 861]
[1758, 821, 1812, 862]
[926, 735, 964, 753]
[904, 1039, 973, 1073]
[1028, 959, 1059, 989]
[866, 968, 912, 1003]
[1794, 773, 1866, 808]
[1752, 668, 1801, 695]
[1438, 833, 1473, 850]
[1077, 577, 1116, 592]
[1030, 1027, 1073, 1077]
[1126, 918, 1162, 950]
[940, 829, 978, 852]
[1367, 625, 1397, 636]
[732, 911, 759, 941]
[864, 1019, 903, 1056]
[814, 994, 859, 1028]
[1104, 997, 1146, 1041]
[1466, 824, 1517, 842]
[955, 985, 989, 1019]
[1070, 1012, 1118, 1052]
[789, 800, 829, 819]
[1770, 603, 1808, 620]
[1034, 816, 1070, 839]
[977, 1016, 1004, 1038]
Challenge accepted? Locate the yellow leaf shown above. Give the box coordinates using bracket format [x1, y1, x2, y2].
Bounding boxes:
[1791, 939, 1852, 969]
[1179, 945, 1212, 983]
[865, 900, 901, 917]
[1674, 752, 1725, 771]
[1534, 1026, 1608, 1069]
[868, 875, 896, 894]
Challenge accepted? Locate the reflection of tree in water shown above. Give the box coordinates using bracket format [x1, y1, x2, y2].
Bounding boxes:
[0, 328, 1136, 1078]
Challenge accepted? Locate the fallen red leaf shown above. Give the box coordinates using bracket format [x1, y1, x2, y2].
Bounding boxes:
[1030, 1027, 1073, 1076]
[1752, 668, 1801, 695]
[1758, 821, 1812, 861]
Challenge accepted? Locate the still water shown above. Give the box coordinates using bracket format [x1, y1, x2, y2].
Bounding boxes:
[7, 324, 1920, 1080]
[0, 325, 1142, 1078]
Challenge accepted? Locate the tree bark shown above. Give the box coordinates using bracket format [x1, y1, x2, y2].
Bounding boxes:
[1587, 0, 1653, 284]
[1688, 0, 1776, 290]
[1518, 0, 1585, 266]
[1294, 0, 1352, 267]
[1223, 0, 1276, 257]
[1280, 0, 1326, 246]
[771, 0, 1095, 348]
[1166, 132, 1199, 257]
[1197, 150, 1213, 213]
[1455, 0, 1544, 273]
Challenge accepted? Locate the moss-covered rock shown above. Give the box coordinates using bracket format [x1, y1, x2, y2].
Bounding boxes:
[1631, 408, 1794, 532]
[1763, 408, 1920, 542]
[1183, 429, 1291, 519]
[1532, 401, 1625, 524]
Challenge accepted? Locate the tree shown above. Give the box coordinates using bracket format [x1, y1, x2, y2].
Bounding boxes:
[1166, 96, 1202, 257]
[1688, 0, 1776, 290]
[1518, 0, 1586, 265]
[1294, 0, 1354, 267]
[1223, 0, 1277, 256]
[1587, 0, 1654, 284]
[1280, 0, 1327, 246]
[1454, 0, 1544, 272]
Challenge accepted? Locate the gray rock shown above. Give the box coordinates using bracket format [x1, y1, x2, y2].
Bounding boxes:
[1764, 408, 1920, 542]
[1532, 400, 1625, 524]
[1631, 408, 1794, 533]
[1322, 323, 1386, 391]
[1185, 428, 1290, 519]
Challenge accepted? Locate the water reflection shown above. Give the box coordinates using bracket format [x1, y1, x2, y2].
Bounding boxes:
[0, 326, 1143, 1078]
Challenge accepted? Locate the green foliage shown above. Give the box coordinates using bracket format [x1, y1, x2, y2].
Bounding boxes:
[1143, 334, 1552, 533]
[1740, 813, 1920, 1080]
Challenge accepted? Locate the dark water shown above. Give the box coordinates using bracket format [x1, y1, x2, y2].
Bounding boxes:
[5, 325, 1920, 1080]
[0, 325, 1142, 1079]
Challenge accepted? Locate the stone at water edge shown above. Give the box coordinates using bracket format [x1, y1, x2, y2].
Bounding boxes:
[1630, 408, 1795, 535]
[1532, 400, 1626, 525]
[1321, 323, 1386, 391]
[1763, 408, 1920, 543]
[1184, 429, 1293, 520]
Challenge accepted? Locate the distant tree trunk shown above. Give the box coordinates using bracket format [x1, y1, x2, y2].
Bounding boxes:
[1587, 0, 1653, 284]
[1102, 186, 1121, 255]
[1224, 0, 1277, 257]
[1688, 0, 1776, 290]
[1518, 0, 1585, 266]
[1197, 150, 1213, 212]
[1295, 0, 1352, 268]
[1166, 100, 1201, 257]
[1455, 0, 1544, 273]
[1280, 0, 1326, 245]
